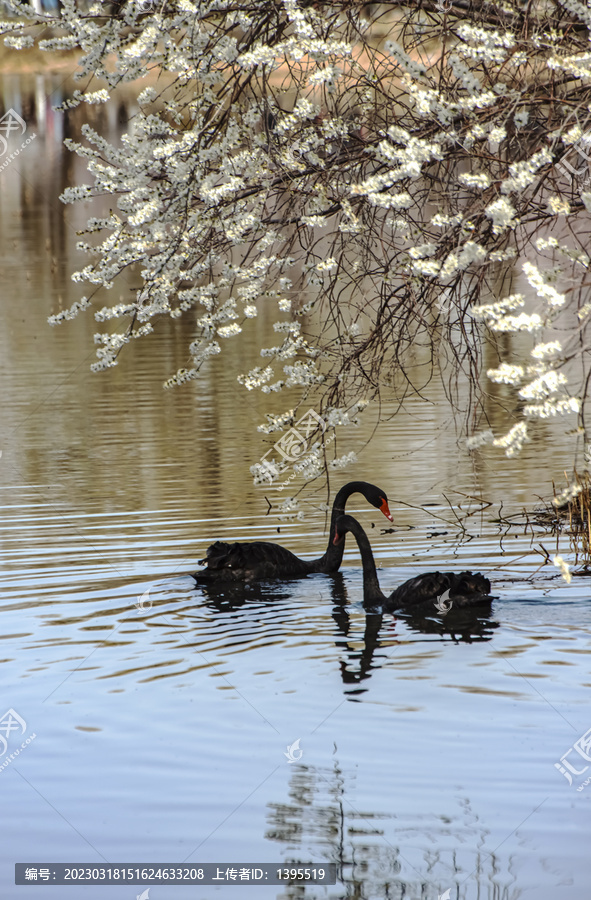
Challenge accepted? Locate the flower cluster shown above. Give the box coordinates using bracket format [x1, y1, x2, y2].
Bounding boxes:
[3, 0, 591, 494]
[470, 246, 581, 455]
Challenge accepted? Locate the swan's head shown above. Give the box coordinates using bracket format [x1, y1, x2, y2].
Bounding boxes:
[367, 485, 393, 522]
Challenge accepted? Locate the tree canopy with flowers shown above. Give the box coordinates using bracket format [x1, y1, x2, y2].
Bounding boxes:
[3, 0, 591, 493]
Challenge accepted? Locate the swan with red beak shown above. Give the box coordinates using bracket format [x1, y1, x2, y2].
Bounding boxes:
[195, 482, 393, 583]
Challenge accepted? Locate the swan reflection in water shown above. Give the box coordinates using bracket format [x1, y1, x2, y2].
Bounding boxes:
[193, 572, 498, 694]
[327, 574, 498, 692]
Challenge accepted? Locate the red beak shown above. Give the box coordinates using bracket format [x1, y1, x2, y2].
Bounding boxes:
[333, 532, 342, 545]
[380, 498, 394, 522]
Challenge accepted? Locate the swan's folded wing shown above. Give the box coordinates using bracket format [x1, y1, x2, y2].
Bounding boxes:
[198, 540, 312, 577]
[200, 541, 234, 567]
[450, 571, 491, 596]
[387, 572, 450, 609]
[387, 570, 492, 611]
[446, 571, 492, 607]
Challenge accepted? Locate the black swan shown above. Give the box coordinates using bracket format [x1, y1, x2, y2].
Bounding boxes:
[333, 514, 492, 611]
[194, 482, 393, 583]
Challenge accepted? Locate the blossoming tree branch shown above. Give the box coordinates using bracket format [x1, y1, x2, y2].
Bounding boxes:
[3, 0, 591, 488]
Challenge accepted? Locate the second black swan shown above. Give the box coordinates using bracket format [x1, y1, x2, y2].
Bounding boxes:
[194, 481, 393, 583]
[333, 514, 492, 611]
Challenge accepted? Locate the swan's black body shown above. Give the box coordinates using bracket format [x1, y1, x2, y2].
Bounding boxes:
[194, 482, 393, 584]
[334, 514, 492, 611]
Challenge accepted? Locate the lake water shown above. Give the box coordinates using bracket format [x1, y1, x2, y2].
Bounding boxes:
[1, 74, 590, 900]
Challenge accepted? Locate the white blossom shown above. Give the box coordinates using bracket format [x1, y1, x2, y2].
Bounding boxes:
[449, 54, 482, 94]
[456, 23, 516, 63]
[489, 248, 517, 261]
[431, 213, 463, 227]
[547, 197, 570, 215]
[553, 483, 583, 506]
[409, 243, 437, 259]
[329, 451, 358, 469]
[292, 450, 325, 480]
[273, 321, 301, 334]
[523, 398, 579, 417]
[466, 430, 494, 449]
[548, 51, 591, 78]
[552, 555, 572, 584]
[488, 125, 507, 148]
[4, 35, 34, 48]
[440, 253, 459, 279]
[275, 497, 305, 520]
[471, 294, 525, 322]
[218, 323, 242, 337]
[384, 39, 426, 78]
[459, 172, 491, 189]
[48, 297, 92, 325]
[487, 363, 524, 385]
[491, 312, 543, 332]
[316, 258, 337, 272]
[522, 262, 565, 307]
[485, 197, 518, 234]
[257, 410, 299, 434]
[501, 149, 552, 194]
[283, 361, 324, 386]
[301, 215, 327, 227]
[137, 87, 157, 105]
[492, 422, 529, 456]
[531, 341, 562, 359]
[518, 370, 567, 400]
[412, 259, 442, 276]
[457, 241, 487, 267]
[237, 366, 274, 390]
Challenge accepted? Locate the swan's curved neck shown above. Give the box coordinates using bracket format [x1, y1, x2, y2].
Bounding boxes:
[345, 519, 386, 604]
[316, 482, 371, 572]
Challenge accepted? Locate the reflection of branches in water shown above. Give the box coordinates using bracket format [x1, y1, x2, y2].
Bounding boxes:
[266, 759, 400, 898]
[266, 761, 520, 900]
